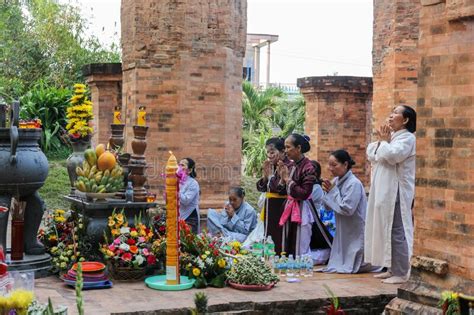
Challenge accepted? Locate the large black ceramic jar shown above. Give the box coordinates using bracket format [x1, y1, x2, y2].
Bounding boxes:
[0, 101, 49, 255]
[0, 128, 49, 196]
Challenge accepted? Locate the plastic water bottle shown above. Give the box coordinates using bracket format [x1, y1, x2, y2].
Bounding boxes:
[252, 240, 264, 258]
[279, 253, 287, 277]
[271, 255, 279, 274]
[125, 181, 134, 202]
[286, 255, 295, 277]
[294, 255, 301, 277]
[304, 255, 314, 277]
[264, 235, 275, 258]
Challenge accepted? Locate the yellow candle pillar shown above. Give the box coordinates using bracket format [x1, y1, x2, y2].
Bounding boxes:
[137, 106, 146, 126]
[113, 106, 122, 124]
[165, 151, 180, 285]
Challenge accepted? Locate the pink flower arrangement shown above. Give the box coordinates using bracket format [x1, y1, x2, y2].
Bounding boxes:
[100, 211, 157, 269]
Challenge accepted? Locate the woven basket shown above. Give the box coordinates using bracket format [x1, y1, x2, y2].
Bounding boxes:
[107, 262, 146, 282]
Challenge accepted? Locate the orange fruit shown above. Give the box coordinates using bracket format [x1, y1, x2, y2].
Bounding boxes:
[97, 151, 116, 171]
[95, 144, 106, 158]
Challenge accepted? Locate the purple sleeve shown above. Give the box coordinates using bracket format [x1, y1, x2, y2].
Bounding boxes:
[288, 164, 317, 200]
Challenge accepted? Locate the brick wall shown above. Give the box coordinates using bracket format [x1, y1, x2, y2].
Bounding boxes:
[375, 1, 474, 311]
[372, 0, 420, 136]
[414, 0, 474, 290]
[298, 76, 372, 187]
[83, 63, 122, 147]
[121, 0, 247, 209]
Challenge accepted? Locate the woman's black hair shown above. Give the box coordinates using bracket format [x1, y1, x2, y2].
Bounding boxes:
[265, 137, 285, 152]
[229, 186, 245, 198]
[184, 157, 197, 178]
[331, 149, 356, 170]
[401, 105, 417, 133]
[287, 133, 311, 154]
[310, 160, 322, 184]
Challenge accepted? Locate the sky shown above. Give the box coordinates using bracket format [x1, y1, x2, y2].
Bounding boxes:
[75, 0, 373, 85]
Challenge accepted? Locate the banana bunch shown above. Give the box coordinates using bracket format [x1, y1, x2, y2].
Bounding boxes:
[75, 161, 124, 193]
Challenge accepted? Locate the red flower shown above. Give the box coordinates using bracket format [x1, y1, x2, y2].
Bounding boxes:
[130, 228, 137, 232]
[122, 253, 132, 261]
[147, 255, 157, 265]
[127, 238, 136, 245]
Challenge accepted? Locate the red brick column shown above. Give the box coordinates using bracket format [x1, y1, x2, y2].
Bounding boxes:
[297, 76, 372, 187]
[83, 63, 122, 147]
[372, 0, 420, 136]
[383, 0, 474, 312]
[121, 0, 246, 208]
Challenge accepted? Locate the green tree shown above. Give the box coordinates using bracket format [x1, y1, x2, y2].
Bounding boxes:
[241, 81, 284, 176]
[272, 94, 306, 137]
[0, 0, 120, 101]
[241, 81, 306, 177]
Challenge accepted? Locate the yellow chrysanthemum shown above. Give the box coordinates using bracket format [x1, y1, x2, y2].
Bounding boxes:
[192, 268, 201, 277]
[218, 258, 226, 268]
[54, 216, 66, 223]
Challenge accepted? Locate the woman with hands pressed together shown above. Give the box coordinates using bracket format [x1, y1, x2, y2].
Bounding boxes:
[256, 137, 290, 255]
[365, 105, 417, 284]
[277, 134, 332, 257]
[207, 187, 257, 242]
[320, 150, 379, 273]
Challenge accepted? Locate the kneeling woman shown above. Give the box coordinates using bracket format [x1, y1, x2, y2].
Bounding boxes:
[321, 150, 377, 273]
[207, 187, 258, 242]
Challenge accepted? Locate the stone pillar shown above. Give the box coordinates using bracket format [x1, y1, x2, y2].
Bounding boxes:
[383, 1, 474, 313]
[83, 63, 123, 147]
[297, 76, 372, 187]
[372, 0, 420, 135]
[121, 0, 247, 208]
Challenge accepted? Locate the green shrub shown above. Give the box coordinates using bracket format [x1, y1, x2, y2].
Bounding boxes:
[20, 81, 71, 154]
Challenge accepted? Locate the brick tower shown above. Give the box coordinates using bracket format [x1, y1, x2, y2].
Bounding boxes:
[120, 0, 247, 209]
[371, 0, 474, 312]
[298, 76, 373, 187]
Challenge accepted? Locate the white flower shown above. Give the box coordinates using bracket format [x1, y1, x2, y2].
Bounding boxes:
[135, 255, 145, 265]
[196, 258, 205, 269]
[119, 243, 130, 251]
[205, 257, 213, 266]
[120, 227, 130, 234]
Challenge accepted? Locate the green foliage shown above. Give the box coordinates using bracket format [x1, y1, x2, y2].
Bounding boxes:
[273, 95, 306, 137]
[242, 129, 272, 177]
[39, 159, 71, 210]
[227, 254, 279, 285]
[0, 0, 120, 102]
[242, 80, 283, 136]
[193, 292, 209, 315]
[241, 81, 306, 177]
[240, 174, 260, 210]
[20, 81, 72, 154]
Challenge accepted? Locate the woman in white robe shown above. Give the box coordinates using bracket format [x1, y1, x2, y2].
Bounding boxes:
[320, 150, 377, 273]
[365, 105, 417, 284]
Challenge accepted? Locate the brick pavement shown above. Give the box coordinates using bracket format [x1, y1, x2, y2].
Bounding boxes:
[34, 271, 398, 314]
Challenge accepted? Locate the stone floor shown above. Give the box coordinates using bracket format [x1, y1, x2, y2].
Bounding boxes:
[34, 271, 399, 314]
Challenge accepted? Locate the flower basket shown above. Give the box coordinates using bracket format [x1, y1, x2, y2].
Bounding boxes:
[107, 262, 146, 282]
